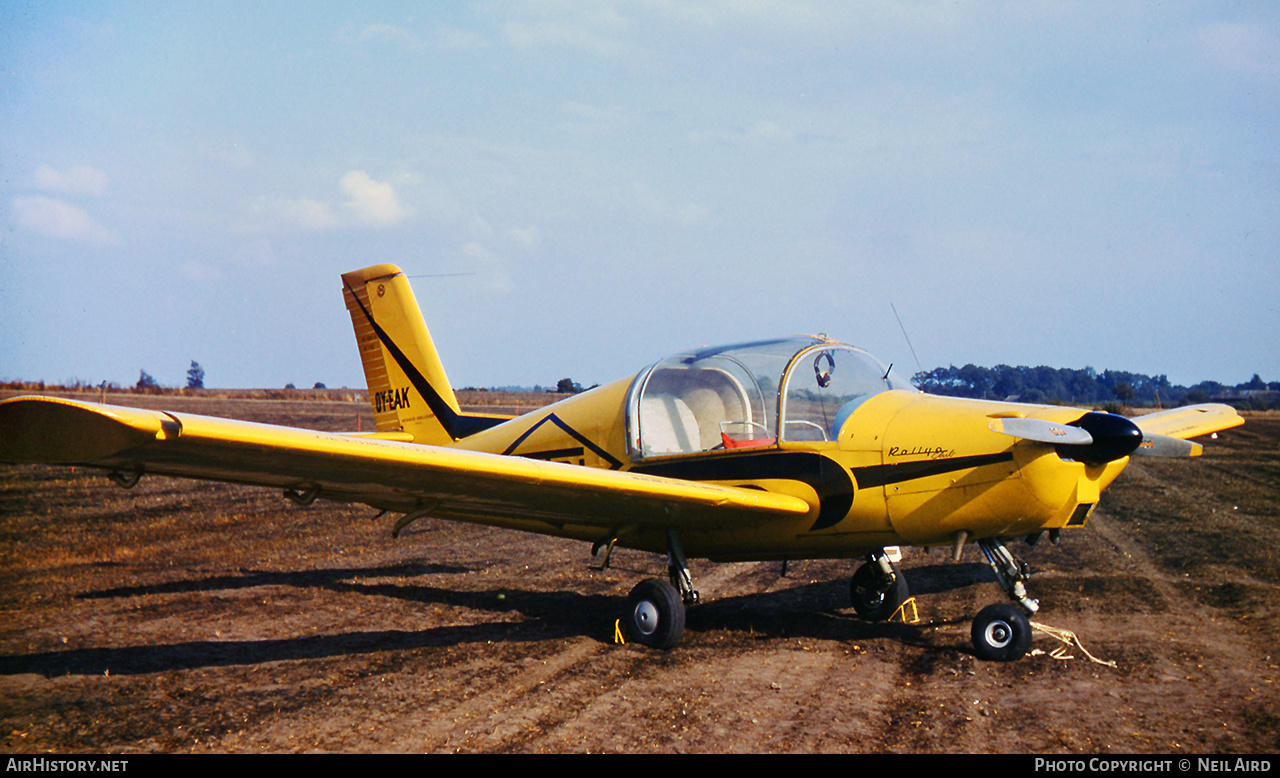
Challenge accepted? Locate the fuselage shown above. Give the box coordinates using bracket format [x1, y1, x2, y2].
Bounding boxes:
[447, 337, 1129, 560]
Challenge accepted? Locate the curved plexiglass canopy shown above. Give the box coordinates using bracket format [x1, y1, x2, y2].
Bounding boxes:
[626, 336, 915, 459]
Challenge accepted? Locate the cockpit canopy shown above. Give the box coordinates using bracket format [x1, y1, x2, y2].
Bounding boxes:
[626, 336, 914, 459]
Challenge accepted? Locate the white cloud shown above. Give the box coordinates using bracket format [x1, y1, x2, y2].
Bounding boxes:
[33, 165, 109, 196]
[245, 196, 339, 233]
[468, 214, 493, 236]
[628, 181, 709, 226]
[640, 0, 834, 32]
[238, 172, 407, 234]
[197, 139, 254, 169]
[687, 119, 797, 147]
[502, 7, 632, 57]
[748, 120, 794, 143]
[341, 171, 408, 226]
[509, 226, 540, 248]
[180, 261, 222, 282]
[357, 23, 420, 48]
[439, 25, 489, 50]
[12, 195, 119, 245]
[230, 238, 284, 268]
[462, 241, 515, 293]
[1199, 22, 1279, 76]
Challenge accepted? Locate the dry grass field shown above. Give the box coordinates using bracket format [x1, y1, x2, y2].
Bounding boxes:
[1, 392, 1276, 753]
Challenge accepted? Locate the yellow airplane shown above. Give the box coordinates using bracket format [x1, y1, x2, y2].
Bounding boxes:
[0, 264, 1244, 661]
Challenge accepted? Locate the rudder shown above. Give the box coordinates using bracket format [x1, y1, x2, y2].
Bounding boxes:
[342, 264, 490, 445]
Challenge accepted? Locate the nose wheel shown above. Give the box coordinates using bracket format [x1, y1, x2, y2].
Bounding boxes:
[971, 603, 1032, 661]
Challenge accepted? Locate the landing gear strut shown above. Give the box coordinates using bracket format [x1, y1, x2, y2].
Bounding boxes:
[850, 548, 908, 622]
[622, 529, 699, 649]
[664, 528, 700, 607]
[971, 537, 1038, 661]
[978, 537, 1039, 614]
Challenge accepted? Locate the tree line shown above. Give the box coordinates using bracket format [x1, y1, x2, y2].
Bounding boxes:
[912, 364, 1279, 410]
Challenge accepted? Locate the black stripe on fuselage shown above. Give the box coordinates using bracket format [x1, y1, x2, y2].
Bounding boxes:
[850, 452, 1015, 489]
[632, 451, 854, 531]
[518, 446, 586, 461]
[630, 449, 1017, 533]
[502, 413, 624, 470]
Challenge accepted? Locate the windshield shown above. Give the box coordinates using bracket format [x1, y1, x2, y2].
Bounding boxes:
[779, 344, 902, 442]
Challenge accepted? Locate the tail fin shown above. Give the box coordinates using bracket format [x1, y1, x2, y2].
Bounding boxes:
[341, 265, 505, 444]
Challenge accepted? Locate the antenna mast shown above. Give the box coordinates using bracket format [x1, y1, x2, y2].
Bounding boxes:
[890, 302, 924, 376]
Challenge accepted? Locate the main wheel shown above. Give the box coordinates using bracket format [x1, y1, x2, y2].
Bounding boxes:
[850, 560, 908, 621]
[971, 603, 1033, 661]
[624, 578, 685, 649]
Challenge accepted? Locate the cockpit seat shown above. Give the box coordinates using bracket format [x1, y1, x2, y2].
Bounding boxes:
[640, 395, 700, 455]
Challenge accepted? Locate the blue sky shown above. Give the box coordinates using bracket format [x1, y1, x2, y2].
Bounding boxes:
[3, 2, 1277, 390]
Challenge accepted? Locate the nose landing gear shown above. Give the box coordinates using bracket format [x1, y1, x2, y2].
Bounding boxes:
[971, 537, 1038, 661]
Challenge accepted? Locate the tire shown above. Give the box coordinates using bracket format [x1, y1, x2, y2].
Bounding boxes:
[971, 603, 1033, 661]
[849, 560, 908, 621]
[624, 578, 686, 650]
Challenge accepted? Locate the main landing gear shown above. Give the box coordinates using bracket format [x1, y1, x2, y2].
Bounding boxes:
[849, 548, 908, 622]
[622, 529, 700, 649]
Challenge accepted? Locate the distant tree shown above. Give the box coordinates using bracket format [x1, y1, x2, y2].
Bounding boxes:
[285, 382, 296, 390]
[186, 360, 205, 389]
[1183, 389, 1211, 405]
[1113, 382, 1135, 403]
[136, 370, 159, 391]
[313, 382, 326, 389]
[556, 377, 583, 394]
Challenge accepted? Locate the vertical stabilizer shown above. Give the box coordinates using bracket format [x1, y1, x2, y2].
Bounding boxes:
[341, 265, 466, 445]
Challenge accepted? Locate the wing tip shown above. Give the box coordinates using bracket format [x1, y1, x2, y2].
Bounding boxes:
[0, 395, 162, 464]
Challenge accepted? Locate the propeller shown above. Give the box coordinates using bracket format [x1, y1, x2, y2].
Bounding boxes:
[989, 417, 1092, 445]
[992, 411, 1197, 462]
[1134, 434, 1202, 457]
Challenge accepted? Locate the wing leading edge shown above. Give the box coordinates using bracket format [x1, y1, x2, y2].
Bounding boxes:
[0, 396, 810, 536]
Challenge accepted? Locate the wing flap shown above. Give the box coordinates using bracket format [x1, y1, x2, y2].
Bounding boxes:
[0, 396, 811, 531]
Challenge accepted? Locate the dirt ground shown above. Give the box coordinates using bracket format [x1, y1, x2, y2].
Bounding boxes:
[0, 394, 1276, 753]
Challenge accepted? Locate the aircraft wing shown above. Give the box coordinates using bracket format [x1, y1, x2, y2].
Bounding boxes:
[0, 396, 811, 533]
[1130, 404, 1244, 439]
